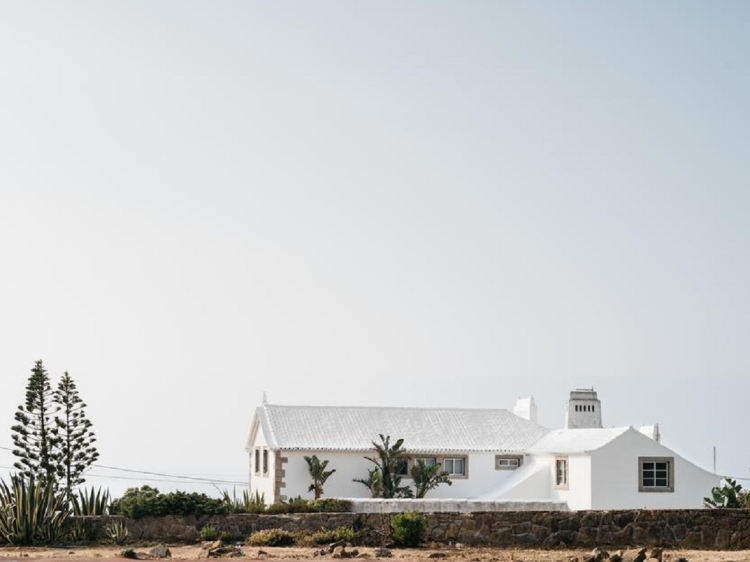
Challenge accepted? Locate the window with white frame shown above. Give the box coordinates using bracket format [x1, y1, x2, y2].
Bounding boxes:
[262, 449, 269, 475]
[443, 457, 466, 476]
[495, 455, 523, 470]
[414, 457, 437, 468]
[254, 448, 261, 474]
[555, 457, 568, 489]
[639, 457, 674, 492]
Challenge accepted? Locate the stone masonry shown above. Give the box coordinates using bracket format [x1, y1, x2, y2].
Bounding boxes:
[72, 509, 750, 550]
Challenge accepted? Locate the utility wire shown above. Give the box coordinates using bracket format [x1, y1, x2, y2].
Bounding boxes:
[0, 443, 247, 486]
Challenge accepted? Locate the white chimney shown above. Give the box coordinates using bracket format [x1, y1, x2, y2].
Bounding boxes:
[565, 388, 603, 429]
[514, 396, 538, 424]
[639, 423, 661, 443]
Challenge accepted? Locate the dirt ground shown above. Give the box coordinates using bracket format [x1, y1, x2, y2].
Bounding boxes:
[1, 545, 750, 562]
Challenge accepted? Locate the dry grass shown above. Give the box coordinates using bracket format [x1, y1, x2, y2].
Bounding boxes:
[1, 545, 749, 562]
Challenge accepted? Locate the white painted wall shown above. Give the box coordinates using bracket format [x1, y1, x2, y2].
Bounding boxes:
[529, 454, 592, 510]
[247, 422, 277, 503]
[279, 451, 528, 500]
[589, 428, 720, 509]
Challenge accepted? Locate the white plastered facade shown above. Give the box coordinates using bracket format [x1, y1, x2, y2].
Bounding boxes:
[245, 396, 721, 510]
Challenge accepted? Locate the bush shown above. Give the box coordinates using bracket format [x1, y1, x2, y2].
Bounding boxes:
[308, 498, 352, 513]
[390, 512, 426, 548]
[246, 528, 296, 547]
[266, 501, 313, 514]
[200, 524, 228, 542]
[307, 526, 357, 545]
[110, 486, 229, 519]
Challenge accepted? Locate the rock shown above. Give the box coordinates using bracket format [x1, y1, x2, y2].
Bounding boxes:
[357, 554, 372, 559]
[610, 551, 624, 562]
[257, 550, 268, 557]
[428, 554, 448, 559]
[624, 549, 648, 562]
[148, 545, 171, 559]
[591, 549, 609, 561]
[373, 548, 393, 558]
[674, 558, 689, 562]
[350, 549, 359, 557]
[332, 546, 347, 559]
[649, 549, 663, 562]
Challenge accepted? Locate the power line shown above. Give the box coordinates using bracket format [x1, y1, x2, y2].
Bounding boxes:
[0, 443, 247, 486]
[91, 463, 247, 486]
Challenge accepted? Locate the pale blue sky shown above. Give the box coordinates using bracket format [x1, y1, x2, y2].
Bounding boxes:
[0, 2, 748, 496]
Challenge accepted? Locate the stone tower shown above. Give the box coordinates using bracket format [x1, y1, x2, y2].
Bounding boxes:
[565, 388, 602, 429]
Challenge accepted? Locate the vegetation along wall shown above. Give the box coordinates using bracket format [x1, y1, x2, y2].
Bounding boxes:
[74, 509, 750, 550]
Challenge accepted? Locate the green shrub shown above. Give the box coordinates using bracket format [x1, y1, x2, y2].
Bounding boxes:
[266, 501, 313, 514]
[308, 526, 356, 545]
[308, 498, 352, 513]
[110, 486, 229, 519]
[199, 524, 230, 542]
[246, 528, 296, 547]
[389, 512, 426, 548]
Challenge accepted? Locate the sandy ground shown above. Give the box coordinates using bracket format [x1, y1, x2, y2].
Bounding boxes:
[1, 545, 750, 562]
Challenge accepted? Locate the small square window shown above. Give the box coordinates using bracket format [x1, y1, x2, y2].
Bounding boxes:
[639, 457, 674, 492]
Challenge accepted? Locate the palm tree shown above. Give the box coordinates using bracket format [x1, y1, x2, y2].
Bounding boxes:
[353, 434, 413, 498]
[410, 459, 452, 498]
[304, 455, 336, 499]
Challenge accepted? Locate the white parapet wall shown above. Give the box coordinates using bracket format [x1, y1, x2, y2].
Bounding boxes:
[348, 499, 569, 513]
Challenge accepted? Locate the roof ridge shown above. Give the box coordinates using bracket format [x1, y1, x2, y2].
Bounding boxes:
[265, 403, 514, 413]
[261, 401, 280, 449]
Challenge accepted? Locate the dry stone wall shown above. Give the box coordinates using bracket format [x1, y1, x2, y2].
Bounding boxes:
[73, 510, 750, 550]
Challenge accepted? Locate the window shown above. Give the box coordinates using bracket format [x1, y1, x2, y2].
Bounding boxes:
[443, 457, 466, 476]
[555, 457, 568, 489]
[495, 455, 522, 470]
[639, 457, 674, 492]
[414, 457, 437, 468]
[254, 448, 260, 474]
[262, 449, 269, 475]
[395, 459, 409, 475]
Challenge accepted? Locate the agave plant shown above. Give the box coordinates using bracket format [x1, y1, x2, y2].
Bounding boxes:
[72, 486, 110, 516]
[221, 488, 265, 513]
[0, 474, 70, 545]
[105, 519, 129, 545]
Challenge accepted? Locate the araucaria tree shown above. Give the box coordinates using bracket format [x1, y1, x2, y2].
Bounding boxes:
[304, 455, 336, 499]
[354, 434, 413, 498]
[54, 372, 99, 499]
[11, 360, 61, 485]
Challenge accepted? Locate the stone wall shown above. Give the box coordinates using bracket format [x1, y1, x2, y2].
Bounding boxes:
[73, 509, 750, 550]
[349, 499, 568, 513]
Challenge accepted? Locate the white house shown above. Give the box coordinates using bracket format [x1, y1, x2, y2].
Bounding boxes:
[245, 389, 720, 510]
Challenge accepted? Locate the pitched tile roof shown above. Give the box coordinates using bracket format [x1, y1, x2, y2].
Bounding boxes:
[257, 403, 549, 453]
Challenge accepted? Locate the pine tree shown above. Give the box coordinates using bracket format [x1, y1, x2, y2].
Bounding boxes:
[11, 360, 60, 485]
[54, 372, 99, 499]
